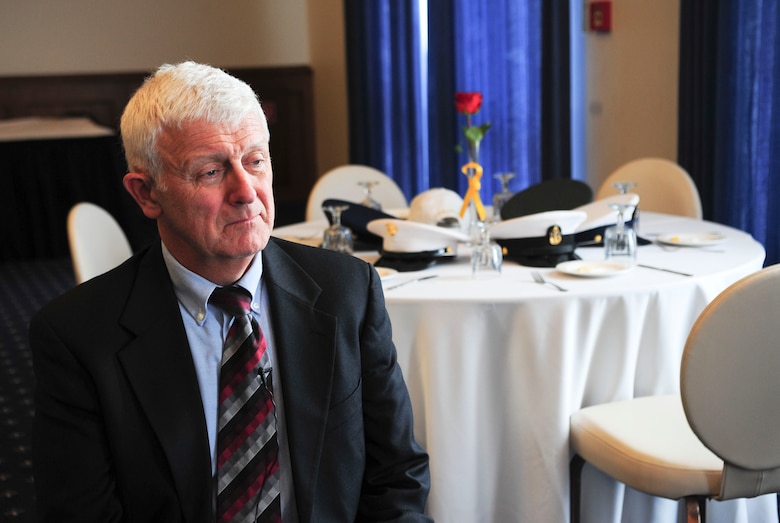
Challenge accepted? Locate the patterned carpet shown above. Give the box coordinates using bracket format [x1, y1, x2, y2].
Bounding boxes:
[0, 257, 75, 522]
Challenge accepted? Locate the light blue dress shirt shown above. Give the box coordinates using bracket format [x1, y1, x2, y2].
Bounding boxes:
[161, 242, 298, 521]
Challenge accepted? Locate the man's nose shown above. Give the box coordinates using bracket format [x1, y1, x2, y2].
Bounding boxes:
[227, 166, 257, 203]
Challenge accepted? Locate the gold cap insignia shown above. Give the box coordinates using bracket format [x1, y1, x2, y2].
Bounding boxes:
[385, 222, 398, 236]
[547, 225, 563, 246]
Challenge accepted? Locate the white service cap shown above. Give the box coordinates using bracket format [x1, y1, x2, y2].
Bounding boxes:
[366, 218, 469, 254]
[407, 188, 465, 230]
[574, 193, 639, 232]
[489, 210, 587, 267]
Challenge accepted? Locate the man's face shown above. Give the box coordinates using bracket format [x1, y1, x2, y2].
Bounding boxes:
[149, 115, 275, 279]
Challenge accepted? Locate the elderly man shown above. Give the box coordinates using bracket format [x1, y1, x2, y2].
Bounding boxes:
[30, 61, 430, 523]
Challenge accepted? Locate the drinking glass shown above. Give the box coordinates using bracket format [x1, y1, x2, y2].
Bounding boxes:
[612, 181, 637, 194]
[321, 205, 353, 254]
[492, 172, 516, 222]
[604, 203, 637, 267]
[471, 221, 503, 278]
[613, 180, 640, 232]
[357, 181, 382, 210]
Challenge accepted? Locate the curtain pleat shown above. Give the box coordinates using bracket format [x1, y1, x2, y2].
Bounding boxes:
[541, 0, 571, 181]
[426, 0, 457, 191]
[677, 0, 719, 219]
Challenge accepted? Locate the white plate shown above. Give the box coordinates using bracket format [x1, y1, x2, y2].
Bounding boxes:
[556, 260, 634, 278]
[376, 267, 399, 280]
[656, 232, 727, 247]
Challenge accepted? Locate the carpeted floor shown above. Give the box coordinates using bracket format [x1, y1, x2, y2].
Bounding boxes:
[0, 257, 75, 522]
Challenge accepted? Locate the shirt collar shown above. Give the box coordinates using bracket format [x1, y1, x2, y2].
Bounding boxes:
[161, 241, 264, 324]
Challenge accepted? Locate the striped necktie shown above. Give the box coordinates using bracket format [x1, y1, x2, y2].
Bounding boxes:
[210, 286, 280, 523]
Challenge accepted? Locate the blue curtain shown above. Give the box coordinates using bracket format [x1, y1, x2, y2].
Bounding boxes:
[712, 1, 780, 266]
[344, 1, 430, 196]
[679, 0, 779, 266]
[344, 0, 543, 206]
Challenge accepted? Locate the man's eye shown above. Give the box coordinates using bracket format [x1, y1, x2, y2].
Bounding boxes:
[199, 168, 222, 179]
[191, 167, 224, 184]
[245, 158, 265, 172]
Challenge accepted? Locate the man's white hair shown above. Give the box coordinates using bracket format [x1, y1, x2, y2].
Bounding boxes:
[120, 61, 267, 182]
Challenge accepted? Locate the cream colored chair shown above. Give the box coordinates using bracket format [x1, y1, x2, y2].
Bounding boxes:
[305, 164, 408, 221]
[596, 158, 703, 219]
[67, 202, 133, 284]
[569, 264, 780, 523]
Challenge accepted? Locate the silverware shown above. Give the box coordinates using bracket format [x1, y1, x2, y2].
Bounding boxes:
[531, 271, 567, 292]
[385, 274, 438, 291]
[655, 242, 725, 253]
[637, 264, 693, 277]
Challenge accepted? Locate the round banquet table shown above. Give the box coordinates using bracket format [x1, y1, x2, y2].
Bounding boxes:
[272, 212, 774, 523]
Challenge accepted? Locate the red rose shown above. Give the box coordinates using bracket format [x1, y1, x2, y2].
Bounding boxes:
[454, 92, 483, 115]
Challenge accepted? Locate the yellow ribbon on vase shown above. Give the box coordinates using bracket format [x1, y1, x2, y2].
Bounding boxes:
[459, 161, 486, 221]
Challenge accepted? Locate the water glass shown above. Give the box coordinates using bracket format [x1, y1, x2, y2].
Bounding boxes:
[322, 205, 353, 254]
[604, 225, 637, 267]
[492, 172, 516, 222]
[471, 222, 503, 278]
[604, 202, 637, 267]
[358, 181, 382, 210]
[613, 180, 640, 232]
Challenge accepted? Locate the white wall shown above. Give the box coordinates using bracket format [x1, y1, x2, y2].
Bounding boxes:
[306, 0, 350, 176]
[583, 0, 680, 190]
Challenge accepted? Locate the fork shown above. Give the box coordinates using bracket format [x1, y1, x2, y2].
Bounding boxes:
[531, 270, 568, 292]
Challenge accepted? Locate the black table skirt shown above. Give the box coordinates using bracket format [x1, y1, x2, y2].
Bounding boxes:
[0, 135, 158, 262]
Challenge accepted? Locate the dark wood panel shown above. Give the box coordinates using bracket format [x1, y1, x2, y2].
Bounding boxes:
[0, 72, 145, 128]
[0, 66, 317, 204]
[0, 67, 316, 260]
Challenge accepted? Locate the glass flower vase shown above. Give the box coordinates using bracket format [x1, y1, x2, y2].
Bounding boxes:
[463, 143, 486, 242]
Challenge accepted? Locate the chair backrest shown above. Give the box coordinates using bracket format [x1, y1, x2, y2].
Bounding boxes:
[681, 263, 780, 499]
[67, 202, 133, 284]
[500, 179, 593, 220]
[305, 164, 408, 221]
[596, 157, 702, 219]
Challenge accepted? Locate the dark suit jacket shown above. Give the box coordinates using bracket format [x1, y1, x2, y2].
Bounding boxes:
[30, 238, 431, 522]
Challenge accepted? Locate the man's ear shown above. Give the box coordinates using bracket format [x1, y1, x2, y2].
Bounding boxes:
[123, 172, 162, 219]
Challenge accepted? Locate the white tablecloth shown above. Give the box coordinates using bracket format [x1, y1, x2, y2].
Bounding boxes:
[0, 116, 114, 141]
[273, 212, 774, 523]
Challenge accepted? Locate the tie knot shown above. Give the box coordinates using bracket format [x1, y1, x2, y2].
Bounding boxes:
[209, 285, 252, 318]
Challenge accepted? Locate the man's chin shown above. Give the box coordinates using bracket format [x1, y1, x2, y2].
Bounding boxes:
[222, 236, 269, 259]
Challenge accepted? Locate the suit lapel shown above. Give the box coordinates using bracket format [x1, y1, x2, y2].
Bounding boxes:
[117, 244, 213, 523]
[262, 241, 338, 523]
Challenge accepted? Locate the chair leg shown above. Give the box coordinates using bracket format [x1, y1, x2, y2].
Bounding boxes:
[685, 496, 707, 523]
[570, 454, 585, 523]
